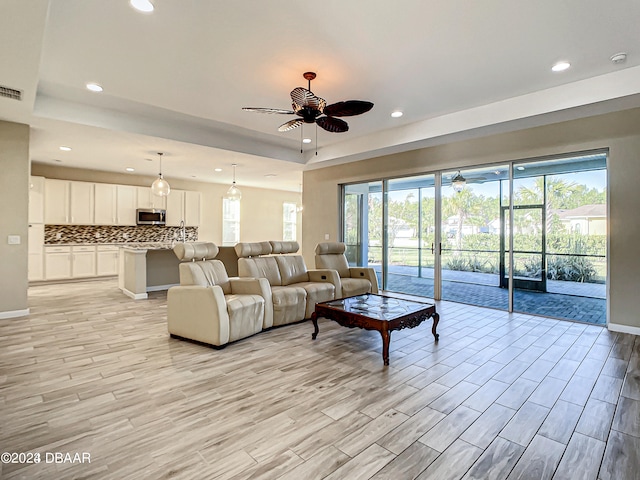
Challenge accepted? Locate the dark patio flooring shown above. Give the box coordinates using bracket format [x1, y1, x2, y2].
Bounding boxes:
[379, 268, 606, 325]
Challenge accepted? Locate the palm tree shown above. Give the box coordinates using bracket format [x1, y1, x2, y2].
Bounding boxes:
[442, 187, 480, 250]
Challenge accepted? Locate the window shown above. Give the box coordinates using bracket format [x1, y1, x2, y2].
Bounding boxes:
[283, 202, 297, 241]
[222, 198, 240, 246]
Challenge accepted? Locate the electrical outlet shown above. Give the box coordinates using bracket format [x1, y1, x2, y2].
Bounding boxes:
[95, 232, 101, 238]
[56, 232, 62, 240]
[123, 233, 129, 239]
[324, 233, 330, 240]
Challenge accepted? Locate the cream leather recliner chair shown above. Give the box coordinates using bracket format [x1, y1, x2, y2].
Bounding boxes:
[315, 242, 379, 297]
[168, 242, 273, 347]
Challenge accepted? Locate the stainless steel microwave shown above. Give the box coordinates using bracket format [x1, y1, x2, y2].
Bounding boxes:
[136, 208, 166, 225]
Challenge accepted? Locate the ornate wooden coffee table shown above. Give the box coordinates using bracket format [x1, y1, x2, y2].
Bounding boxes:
[311, 293, 439, 365]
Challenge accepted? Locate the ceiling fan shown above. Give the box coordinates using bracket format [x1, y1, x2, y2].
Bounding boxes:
[242, 72, 374, 133]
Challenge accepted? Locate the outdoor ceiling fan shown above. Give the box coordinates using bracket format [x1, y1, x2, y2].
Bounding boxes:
[242, 72, 374, 134]
[450, 171, 488, 192]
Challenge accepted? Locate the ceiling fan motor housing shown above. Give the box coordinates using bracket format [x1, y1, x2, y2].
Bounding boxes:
[298, 106, 321, 123]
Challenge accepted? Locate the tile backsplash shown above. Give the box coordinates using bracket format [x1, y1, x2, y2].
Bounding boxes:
[45, 225, 198, 244]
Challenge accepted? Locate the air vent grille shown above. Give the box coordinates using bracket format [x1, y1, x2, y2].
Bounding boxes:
[0, 85, 22, 101]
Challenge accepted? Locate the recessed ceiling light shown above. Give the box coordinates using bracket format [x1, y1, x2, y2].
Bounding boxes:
[391, 111, 403, 118]
[59, 146, 72, 151]
[214, 168, 222, 172]
[54, 159, 62, 163]
[302, 138, 312, 144]
[86, 82, 103, 92]
[516, 166, 525, 171]
[125, 167, 135, 172]
[610, 52, 627, 64]
[551, 61, 571, 72]
[264, 174, 277, 178]
[191, 175, 196, 178]
[130, 0, 154, 13]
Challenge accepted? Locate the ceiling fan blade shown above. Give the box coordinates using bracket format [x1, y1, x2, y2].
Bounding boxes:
[290, 87, 326, 112]
[316, 116, 349, 133]
[278, 119, 304, 132]
[242, 107, 295, 114]
[323, 100, 374, 117]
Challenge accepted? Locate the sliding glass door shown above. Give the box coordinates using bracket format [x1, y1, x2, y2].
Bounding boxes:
[340, 152, 608, 325]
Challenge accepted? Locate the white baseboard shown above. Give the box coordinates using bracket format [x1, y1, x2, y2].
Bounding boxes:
[121, 288, 148, 300]
[0, 308, 30, 319]
[608, 323, 640, 336]
[147, 284, 178, 292]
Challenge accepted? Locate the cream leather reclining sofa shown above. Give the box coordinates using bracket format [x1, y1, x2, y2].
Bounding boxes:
[235, 241, 340, 326]
[167, 242, 272, 347]
[315, 242, 379, 297]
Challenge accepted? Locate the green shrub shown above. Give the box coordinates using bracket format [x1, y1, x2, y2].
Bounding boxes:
[547, 255, 597, 282]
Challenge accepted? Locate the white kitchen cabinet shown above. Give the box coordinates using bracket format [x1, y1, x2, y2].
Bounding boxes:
[137, 186, 166, 210]
[45, 246, 72, 280]
[184, 191, 201, 227]
[116, 185, 137, 225]
[44, 179, 70, 224]
[71, 246, 96, 277]
[165, 190, 184, 226]
[29, 176, 45, 224]
[69, 181, 94, 224]
[28, 224, 44, 281]
[94, 183, 117, 225]
[97, 246, 119, 276]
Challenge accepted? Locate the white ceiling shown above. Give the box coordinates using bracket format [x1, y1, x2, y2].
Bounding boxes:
[2, 0, 640, 191]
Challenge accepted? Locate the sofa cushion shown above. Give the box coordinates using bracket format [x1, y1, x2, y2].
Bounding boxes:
[295, 281, 336, 318]
[271, 286, 306, 326]
[174, 242, 219, 261]
[225, 294, 264, 341]
[276, 255, 309, 285]
[238, 257, 282, 286]
[341, 278, 372, 297]
[269, 241, 299, 254]
[179, 259, 231, 294]
[234, 241, 272, 258]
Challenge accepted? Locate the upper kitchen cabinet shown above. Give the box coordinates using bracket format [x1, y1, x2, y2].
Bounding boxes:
[116, 185, 137, 225]
[184, 191, 201, 226]
[94, 183, 117, 225]
[29, 176, 45, 224]
[136, 186, 166, 210]
[44, 179, 70, 224]
[165, 190, 185, 226]
[69, 181, 95, 224]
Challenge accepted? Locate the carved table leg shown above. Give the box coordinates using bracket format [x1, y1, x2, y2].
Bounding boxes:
[311, 312, 319, 340]
[431, 312, 440, 341]
[380, 329, 391, 366]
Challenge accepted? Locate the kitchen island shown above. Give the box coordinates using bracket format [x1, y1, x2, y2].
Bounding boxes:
[119, 244, 180, 300]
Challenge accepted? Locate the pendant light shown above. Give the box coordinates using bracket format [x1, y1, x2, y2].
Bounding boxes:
[451, 171, 466, 193]
[226, 163, 241, 200]
[151, 152, 170, 197]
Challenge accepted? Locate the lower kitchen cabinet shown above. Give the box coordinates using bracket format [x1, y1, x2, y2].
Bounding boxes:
[97, 246, 119, 276]
[72, 246, 96, 277]
[45, 246, 72, 280]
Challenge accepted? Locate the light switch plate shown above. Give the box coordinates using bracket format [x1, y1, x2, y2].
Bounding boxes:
[324, 233, 330, 240]
[8, 235, 21, 245]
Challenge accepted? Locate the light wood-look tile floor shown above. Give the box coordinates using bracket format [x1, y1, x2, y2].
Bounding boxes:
[1, 279, 639, 479]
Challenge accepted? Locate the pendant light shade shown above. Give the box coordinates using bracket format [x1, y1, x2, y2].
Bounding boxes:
[226, 164, 241, 200]
[151, 152, 170, 197]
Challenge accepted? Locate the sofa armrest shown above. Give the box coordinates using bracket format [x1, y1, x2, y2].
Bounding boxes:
[167, 285, 230, 346]
[348, 267, 379, 294]
[229, 277, 274, 329]
[308, 269, 341, 295]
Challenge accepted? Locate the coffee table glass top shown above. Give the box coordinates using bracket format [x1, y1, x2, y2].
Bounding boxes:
[320, 294, 433, 321]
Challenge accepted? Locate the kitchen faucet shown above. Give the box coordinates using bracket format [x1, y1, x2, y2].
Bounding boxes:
[179, 220, 186, 243]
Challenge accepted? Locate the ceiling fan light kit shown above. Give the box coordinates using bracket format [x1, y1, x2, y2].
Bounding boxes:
[451, 171, 466, 193]
[243, 72, 374, 138]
